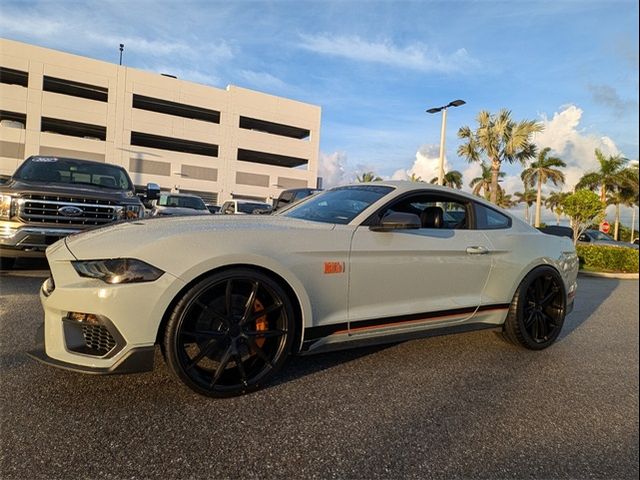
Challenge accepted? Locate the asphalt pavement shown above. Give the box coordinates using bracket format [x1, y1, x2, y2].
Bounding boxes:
[0, 270, 638, 479]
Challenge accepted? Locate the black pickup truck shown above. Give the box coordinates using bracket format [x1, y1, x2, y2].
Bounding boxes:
[0, 155, 159, 268]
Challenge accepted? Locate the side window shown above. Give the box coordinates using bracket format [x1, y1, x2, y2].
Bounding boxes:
[475, 203, 511, 230]
[379, 193, 471, 229]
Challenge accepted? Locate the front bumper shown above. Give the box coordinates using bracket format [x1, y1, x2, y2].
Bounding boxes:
[27, 323, 156, 375]
[31, 240, 186, 374]
[0, 223, 82, 257]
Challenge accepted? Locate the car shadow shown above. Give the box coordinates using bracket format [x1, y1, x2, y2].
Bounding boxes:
[557, 276, 620, 341]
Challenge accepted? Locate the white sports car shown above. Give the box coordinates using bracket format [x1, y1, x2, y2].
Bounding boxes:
[29, 182, 578, 397]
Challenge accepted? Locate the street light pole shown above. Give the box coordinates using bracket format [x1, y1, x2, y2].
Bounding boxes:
[119, 44, 124, 66]
[426, 99, 466, 186]
[437, 108, 448, 186]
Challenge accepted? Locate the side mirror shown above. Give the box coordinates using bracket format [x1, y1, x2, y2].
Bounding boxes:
[370, 212, 421, 232]
[145, 182, 160, 201]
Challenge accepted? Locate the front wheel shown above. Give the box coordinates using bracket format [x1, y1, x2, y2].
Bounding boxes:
[163, 269, 295, 397]
[503, 266, 566, 350]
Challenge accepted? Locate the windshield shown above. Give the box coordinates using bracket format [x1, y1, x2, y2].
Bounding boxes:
[283, 185, 393, 224]
[588, 230, 614, 241]
[237, 202, 270, 214]
[159, 194, 207, 210]
[14, 156, 133, 190]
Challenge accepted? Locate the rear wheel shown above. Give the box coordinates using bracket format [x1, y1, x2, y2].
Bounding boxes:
[503, 266, 566, 350]
[163, 269, 294, 397]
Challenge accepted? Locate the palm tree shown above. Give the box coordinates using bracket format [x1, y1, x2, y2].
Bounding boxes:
[576, 149, 634, 202]
[496, 190, 516, 209]
[408, 172, 424, 182]
[356, 171, 382, 183]
[545, 191, 570, 225]
[458, 109, 543, 204]
[521, 147, 566, 227]
[429, 170, 463, 189]
[513, 188, 537, 225]
[607, 167, 639, 240]
[469, 163, 505, 199]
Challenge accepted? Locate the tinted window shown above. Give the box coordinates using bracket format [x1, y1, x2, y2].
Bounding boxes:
[475, 203, 511, 230]
[14, 156, 132, 190]
[159, 194, 206, 210]
[377, 193, 470, 229]
[284, 185, 392, 224]
[237, 202, 271, 214]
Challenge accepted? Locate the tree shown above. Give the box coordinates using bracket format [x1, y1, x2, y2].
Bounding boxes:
[575, 149, 634, 202]
[562, 190, 606, 245]
[408, 172, 424, 182]
[513, 188, 538, 224]
[469, 163, 505, 198]
[544, 191, 570, 225]
[429, 170, 463, 189]
[496, 190, 517, 209]
[356, 171, 382, 183]
[521, 147, 566, 227]
[458, 109, 543, 204]
[607, 168, 639, 240]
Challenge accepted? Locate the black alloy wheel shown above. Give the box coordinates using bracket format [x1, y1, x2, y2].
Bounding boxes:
[164, 269, 294, 397]
[503, 266, 566, 350]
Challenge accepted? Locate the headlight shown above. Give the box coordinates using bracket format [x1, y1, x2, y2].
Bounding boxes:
[0, 194, 14, 220]
[72, 258, 164, 284]
[116, 204, 144, 220]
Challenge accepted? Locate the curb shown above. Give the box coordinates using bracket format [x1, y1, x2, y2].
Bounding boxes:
[578, 270, 639, 280]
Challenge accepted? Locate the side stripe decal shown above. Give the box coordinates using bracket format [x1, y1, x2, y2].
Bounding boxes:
[303, 303, 510, 343]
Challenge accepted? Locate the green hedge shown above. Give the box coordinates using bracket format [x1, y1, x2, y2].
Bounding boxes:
[576, 244, 639, 273]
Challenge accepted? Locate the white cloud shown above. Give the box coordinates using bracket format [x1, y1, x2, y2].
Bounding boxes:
[392, 144, 449, 182]
[533, 105, 620, 190]
[239, 70, 288, 91]
[298, 34, 479, 73]
[318, 151, 348, 188]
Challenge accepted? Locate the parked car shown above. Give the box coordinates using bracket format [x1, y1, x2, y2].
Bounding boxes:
[151, 193, 211, 217]
[0, 155, 159, 269]
[29, 181, 578, 397]
[539, 225, 639, 249]
[220, 199, 272, 215]
[206, 204, 221, 214]
[272, 187, 322, 212]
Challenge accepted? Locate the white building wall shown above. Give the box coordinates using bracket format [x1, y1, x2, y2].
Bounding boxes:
[0, 38, 321, 204]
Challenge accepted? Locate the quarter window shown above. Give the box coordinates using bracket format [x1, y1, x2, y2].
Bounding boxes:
[475, 203, 511, 229]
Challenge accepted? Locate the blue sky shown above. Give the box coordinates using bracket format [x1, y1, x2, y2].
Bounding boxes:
[1, 0, 638, 221]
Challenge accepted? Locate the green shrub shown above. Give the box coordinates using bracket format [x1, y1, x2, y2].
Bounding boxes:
[576, 244, 639, 273]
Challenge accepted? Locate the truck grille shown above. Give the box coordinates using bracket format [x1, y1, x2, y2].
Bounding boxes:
[18, 194, 118, 226]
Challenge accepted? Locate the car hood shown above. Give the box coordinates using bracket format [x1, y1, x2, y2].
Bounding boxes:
[64, 214, 336, 260]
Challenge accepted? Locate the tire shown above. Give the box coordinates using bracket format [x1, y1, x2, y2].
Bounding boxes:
[0, 257, 16, 270]
[502, 266, 566, 350]
[163, 268, 295, 397]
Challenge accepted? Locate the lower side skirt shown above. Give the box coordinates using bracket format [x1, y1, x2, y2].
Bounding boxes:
[299, 322, 500, 355]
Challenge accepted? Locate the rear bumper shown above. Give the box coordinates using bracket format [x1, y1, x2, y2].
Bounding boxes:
[26, 323, 155, 375]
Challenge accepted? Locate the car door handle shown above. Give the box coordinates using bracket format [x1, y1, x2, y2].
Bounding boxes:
[466, 246, 489, 255]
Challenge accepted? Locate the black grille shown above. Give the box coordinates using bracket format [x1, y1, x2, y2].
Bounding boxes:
[81, 325, 116, 354]
[18, 194, 118, 226]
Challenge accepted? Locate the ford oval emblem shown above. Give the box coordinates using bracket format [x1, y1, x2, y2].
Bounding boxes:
[58, 206, 84, 217]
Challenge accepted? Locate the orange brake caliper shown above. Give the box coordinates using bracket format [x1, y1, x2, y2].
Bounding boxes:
[253, 298, 268, 348]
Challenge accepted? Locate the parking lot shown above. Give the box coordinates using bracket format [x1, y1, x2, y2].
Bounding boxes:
[0, 269, 638, 479]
